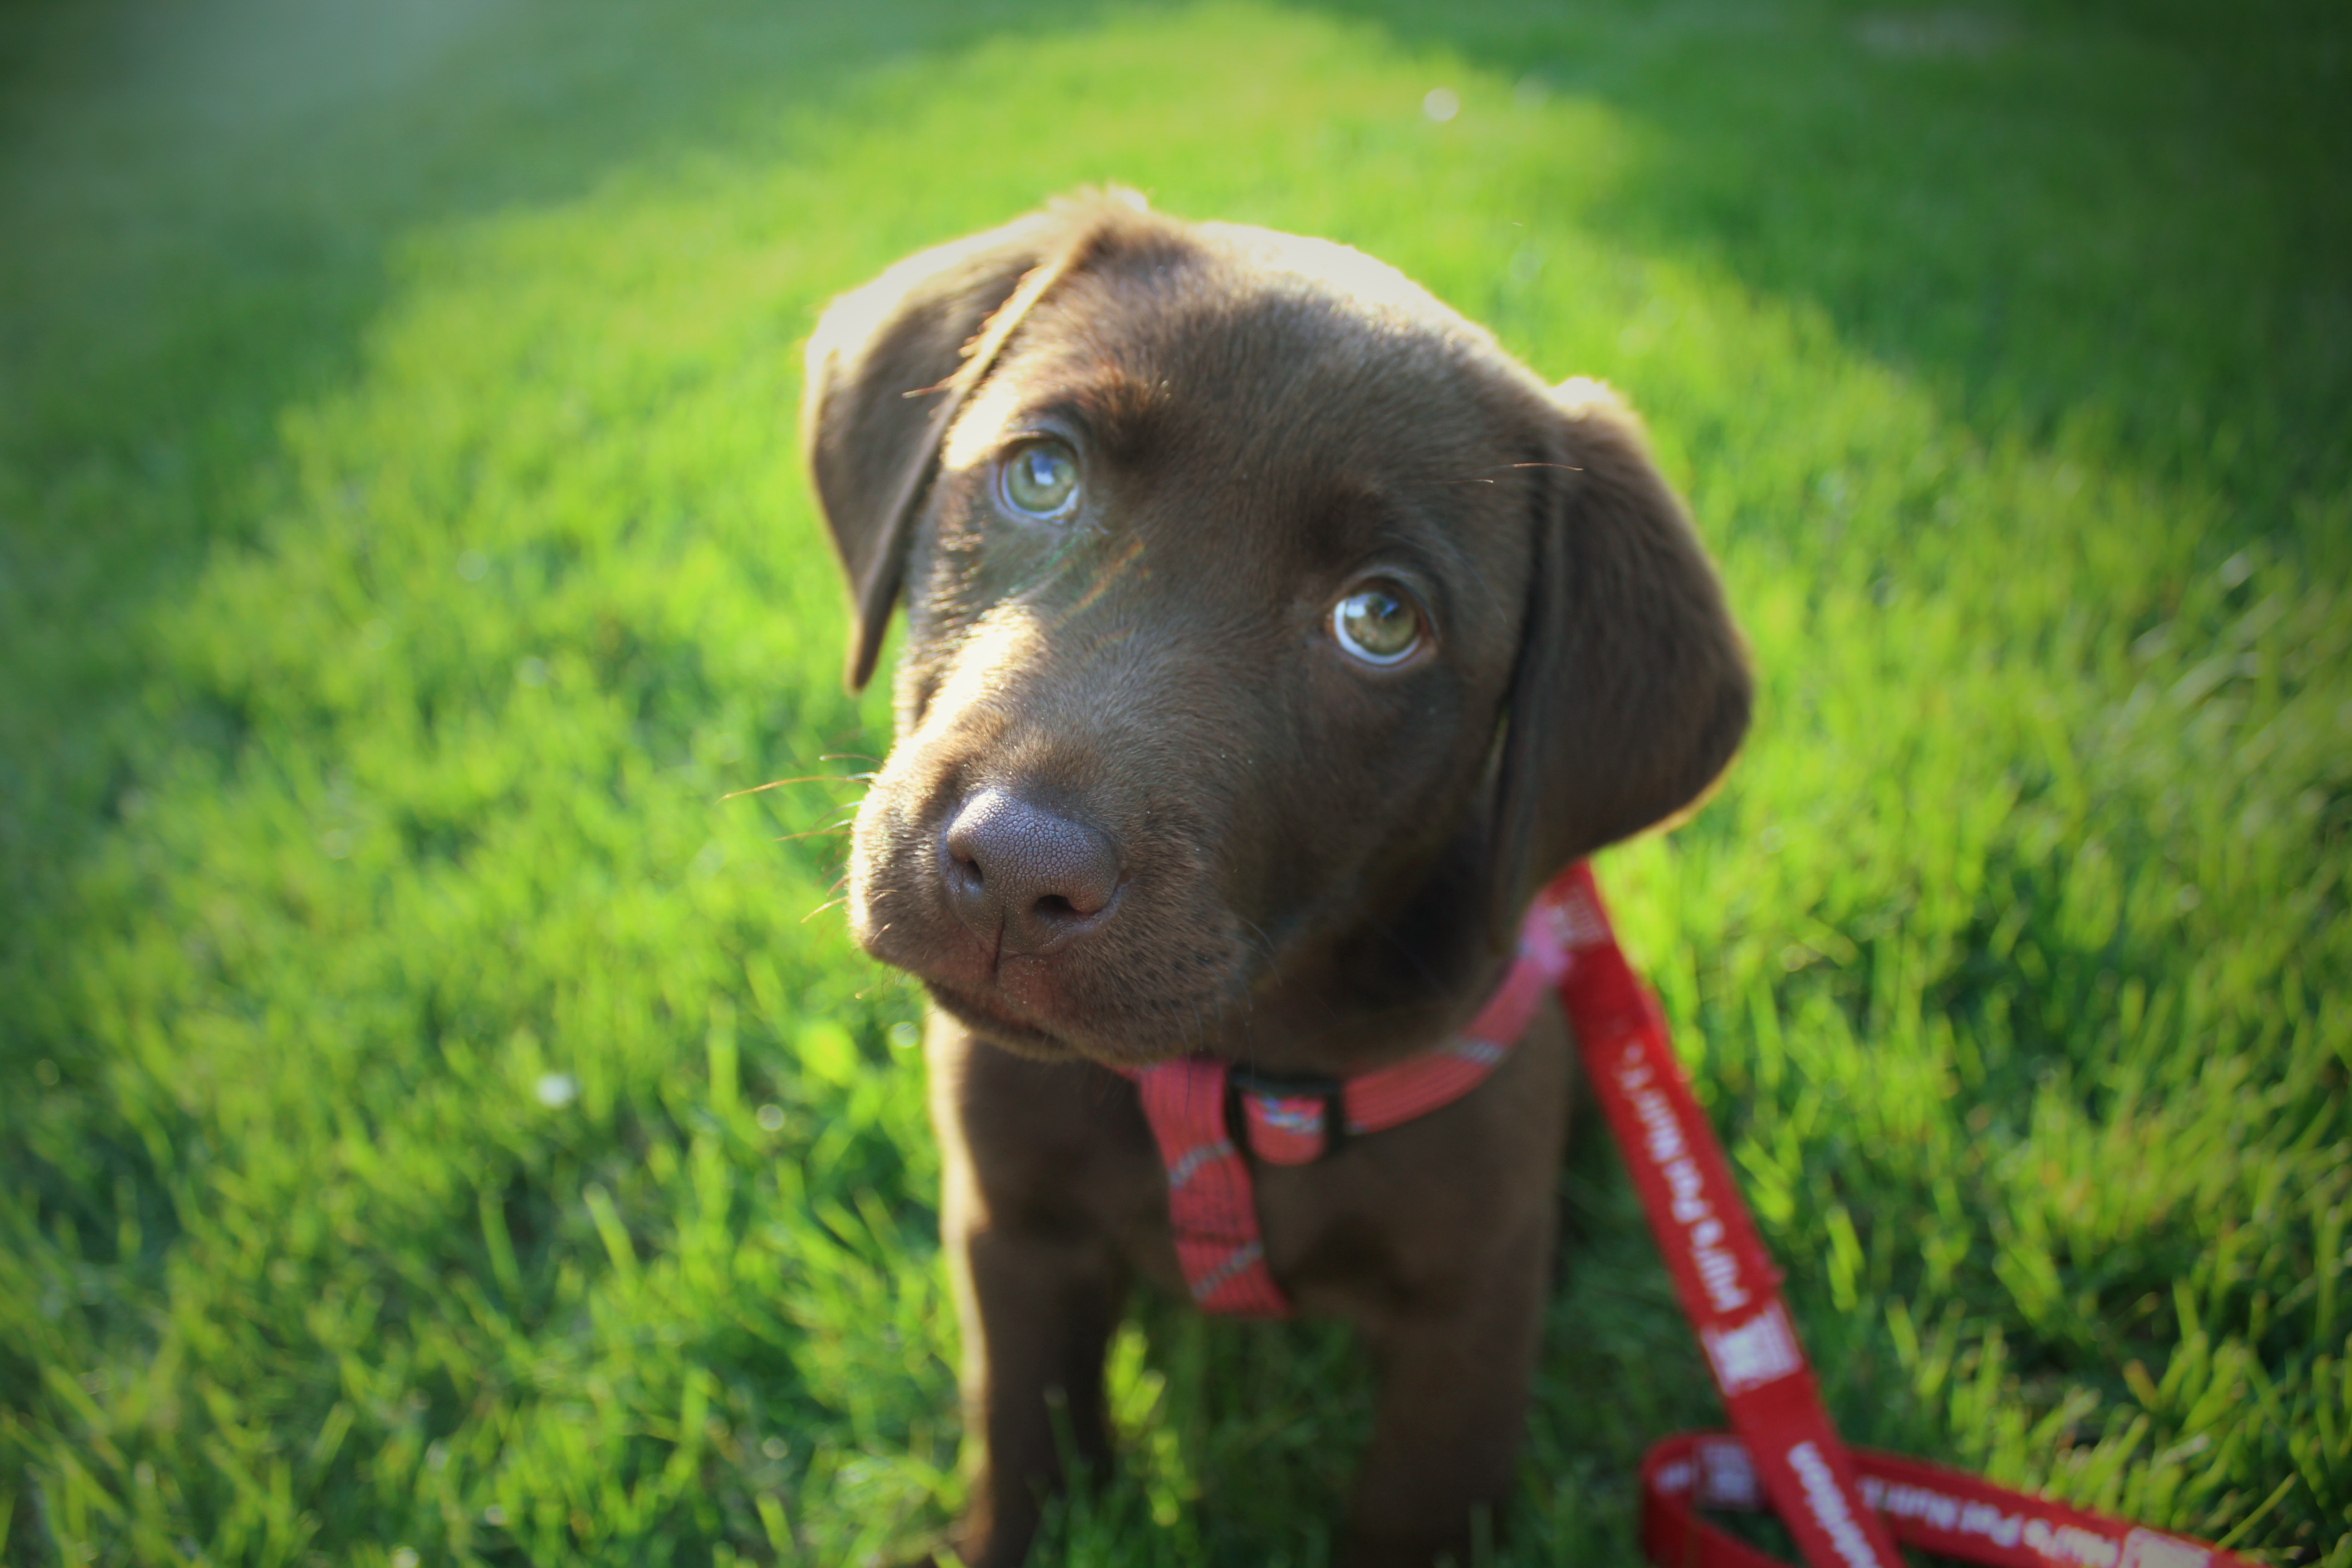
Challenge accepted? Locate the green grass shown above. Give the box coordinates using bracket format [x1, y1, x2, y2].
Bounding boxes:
[2, 0, 2346, 1563]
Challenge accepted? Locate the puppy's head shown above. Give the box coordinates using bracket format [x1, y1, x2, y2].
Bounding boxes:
[803, 194, 1748, 1067]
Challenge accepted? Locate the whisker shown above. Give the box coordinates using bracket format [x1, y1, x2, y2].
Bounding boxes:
[1236, 915, 1281, 962]
[774, 823, 855, 843]
[852, 960, 914, 1002]
[801, 896, 848, 924]
[722, 774, 869, 800]
[1235, 916, 1287, 990]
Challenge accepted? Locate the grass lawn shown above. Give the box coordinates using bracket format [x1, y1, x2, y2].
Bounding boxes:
[2, 0, 2347, 1563]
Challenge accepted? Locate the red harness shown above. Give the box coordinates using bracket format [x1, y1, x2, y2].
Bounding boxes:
[1117, 894, 1569, 1316]
[1122, 862, 2259, 1568]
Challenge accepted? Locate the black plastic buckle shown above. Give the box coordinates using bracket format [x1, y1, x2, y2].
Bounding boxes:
[1225, 1063, 1348, 1161]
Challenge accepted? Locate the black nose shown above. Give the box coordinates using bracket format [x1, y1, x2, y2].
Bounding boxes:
[941, 789, 1122, 956]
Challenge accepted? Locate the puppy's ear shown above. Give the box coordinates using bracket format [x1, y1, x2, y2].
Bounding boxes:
[801, 194, 1139, 691]
[1489, 378, 1752, 933]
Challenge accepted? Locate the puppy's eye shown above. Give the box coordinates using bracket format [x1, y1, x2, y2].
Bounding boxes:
[1330, 581, 1425, 666]
[999, 439, 1081, 518]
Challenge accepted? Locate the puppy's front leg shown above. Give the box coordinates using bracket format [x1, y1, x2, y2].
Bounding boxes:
[931, 1025, 1124, 1568]
[1339, 1214, 1553, 1568]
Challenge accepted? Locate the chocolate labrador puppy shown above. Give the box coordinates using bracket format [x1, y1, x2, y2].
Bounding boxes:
[802, 191, 1749, 1567]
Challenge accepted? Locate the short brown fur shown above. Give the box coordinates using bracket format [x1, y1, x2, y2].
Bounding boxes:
[802, 192, 1750, 1567]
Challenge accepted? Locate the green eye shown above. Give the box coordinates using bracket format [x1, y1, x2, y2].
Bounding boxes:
[1331, 582, 1424, 665]
[1000, 439, 1081, 518]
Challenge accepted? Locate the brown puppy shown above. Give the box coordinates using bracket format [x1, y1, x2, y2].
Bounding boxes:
[803, 191, 1749, 1568]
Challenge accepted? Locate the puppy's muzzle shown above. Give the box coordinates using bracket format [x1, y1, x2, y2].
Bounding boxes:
[940, 788, 1123, 957]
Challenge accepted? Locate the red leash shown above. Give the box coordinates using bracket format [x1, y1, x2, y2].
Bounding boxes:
[1546, 862, 2260, 1568]
[1126, 863, 2261, 1568]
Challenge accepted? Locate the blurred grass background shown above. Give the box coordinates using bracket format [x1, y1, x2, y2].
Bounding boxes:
[1, 0, 2347, 1563]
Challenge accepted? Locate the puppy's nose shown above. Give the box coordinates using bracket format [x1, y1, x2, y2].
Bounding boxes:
[941, 789, 1122, 956]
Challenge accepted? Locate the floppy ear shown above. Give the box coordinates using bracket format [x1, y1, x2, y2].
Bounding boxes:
[801, 195, 1138, 691]
[1488, 378, 1752, 932]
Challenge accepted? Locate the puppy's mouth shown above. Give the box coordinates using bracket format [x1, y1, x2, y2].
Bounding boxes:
[921, 977, 1081, 1057]
[919, 967, 1245, 1067]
